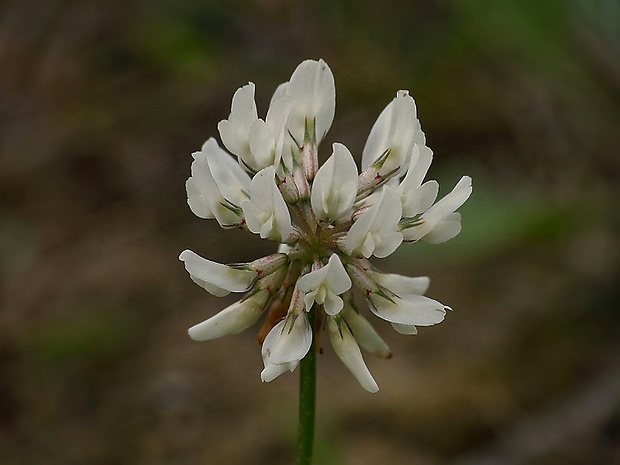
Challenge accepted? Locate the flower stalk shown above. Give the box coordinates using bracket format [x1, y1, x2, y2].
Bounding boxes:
[297, 306, 317, 465]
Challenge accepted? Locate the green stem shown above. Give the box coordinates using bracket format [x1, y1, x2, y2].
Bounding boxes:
[297, 308, 316, 465]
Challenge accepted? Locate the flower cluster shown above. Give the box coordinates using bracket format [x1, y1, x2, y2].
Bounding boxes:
[180, 59, 472, 392]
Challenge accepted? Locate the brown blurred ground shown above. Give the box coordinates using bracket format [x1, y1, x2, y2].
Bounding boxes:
[1, 0, 619, 464]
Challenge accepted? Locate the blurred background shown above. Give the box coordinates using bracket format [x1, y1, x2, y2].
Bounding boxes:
[1, 0, 619, 463]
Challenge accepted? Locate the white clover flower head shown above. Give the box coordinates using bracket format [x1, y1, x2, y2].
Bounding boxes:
[181, 59, 472, 392]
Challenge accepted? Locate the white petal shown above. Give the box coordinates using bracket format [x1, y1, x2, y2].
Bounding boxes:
[261, 360, 298, 382]
[270, 82, 288, 107]
[203, 139, 251, 206]
[424, 176, 472, 219]
[369, 271, 430, 296]
[398, 145, 439, 217]
[372, 231, 403, 259]
[345, 186, 403, 258]
[240, 199, 265, 236]
[270, 184, 293, 241]
[188, 290, 268, 341]
[413, 181, 440, 215]
[243, 97, 295, 173]
[217, 83, 258, 160]
[323, 293, 344, 316]
[311, 143, 358, 222]
[324, 254, 352, 294]
[403, 176, 471, 242]
[327, 318, 379, 393]
[185, 176, 213, 219]
[297, 254, 351, 315]
[369, 187, 403, 258]
[342, 306, 392, 358]
[423, 213, 462, 244]
[286, 59, 336, 143]
[360, 234, 376, 259]
[262, 314, 312, 366]
[179, 250, 256, 296]
[187, 150, 240, 226]
[297, 268, 327, 293]
[374, 186, 403, 229]
[369, 293, 447, 326]
[266, 96, 294, 138]
[400, 144, 433, 190]
[297, 255, 351, 294]
[241, 166, 292, 241]
[391, 323, 418, 335]
[302, 289, 318, 312]
[186, 139, 251, 227]
[259, 215, 275, 239]
[247, 119, 274, 172]
[344, 202, 379, 257]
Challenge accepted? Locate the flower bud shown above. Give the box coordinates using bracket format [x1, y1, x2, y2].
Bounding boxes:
[277, 172, 301, 204]
[293, 165, 311, 201]
[301, 135, 318, 181]
[345, 261, 382, 298]
[241, 253, 290, 277]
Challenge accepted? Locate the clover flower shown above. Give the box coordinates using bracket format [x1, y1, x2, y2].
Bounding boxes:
[181, 59, 472, 392]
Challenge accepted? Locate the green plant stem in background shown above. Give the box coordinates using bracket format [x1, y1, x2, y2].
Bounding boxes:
[297, 308, 316, 465]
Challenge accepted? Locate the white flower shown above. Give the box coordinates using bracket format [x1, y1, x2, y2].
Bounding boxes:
[246, 96, 294, 173]
[311, 143, 358, 223]
[344, 186, 403, 258]
[327, 317, 379, 393]
[261, 312, 312, 382]
[242, 166, 292, 241]
[188, 289, 271, 341]
[402, 175, 472, 243]
[217, 83, 258, 165]
[181, 59, 472, 392]
[367, 291, 447, 327]
[367, 270, 434, 335]
[218, 81, 297, 175]
[297, 254, 352, 316]
[362, 90, 425, 179]
[279, 59, 335, 146]
[185, 138, 251, 228]
[179, 250, 257, 297]
[347, 261, 447, 333]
